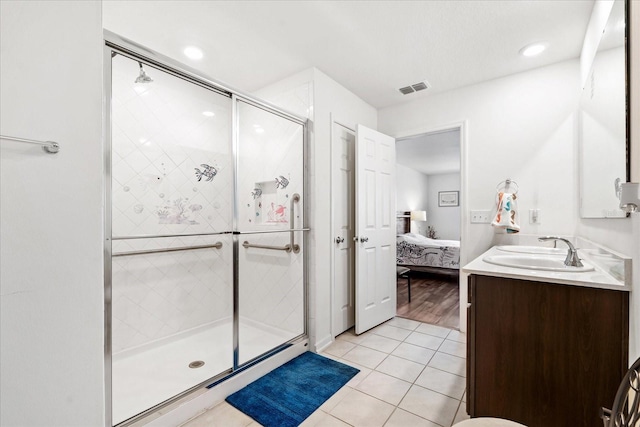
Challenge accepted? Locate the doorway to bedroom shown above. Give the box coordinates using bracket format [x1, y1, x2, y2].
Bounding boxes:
[395, 127, 461, 329]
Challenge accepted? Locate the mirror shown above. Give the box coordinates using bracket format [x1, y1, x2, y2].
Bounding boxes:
[579, 0, 628, 218]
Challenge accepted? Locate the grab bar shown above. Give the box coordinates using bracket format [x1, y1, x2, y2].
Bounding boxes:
[112, 230, 310, 240]
[290, 193, 301, 253]
[112, 242, 223, 257]
[0, 134, 60, 154]
[242, 241, 292, 253]
[234, 228, 310, 235]
[111, 232, 230, 240]
[242, 193, 302, 254]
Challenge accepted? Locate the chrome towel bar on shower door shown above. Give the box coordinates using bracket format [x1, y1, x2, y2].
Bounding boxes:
[112, 242, 223, 257]
[242, 241, 293, 252]
[111, 231, 231, 240]
[0, 134, 60, 153]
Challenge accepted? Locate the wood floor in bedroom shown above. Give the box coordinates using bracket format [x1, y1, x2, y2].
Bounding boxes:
[396, 272, 460, 330]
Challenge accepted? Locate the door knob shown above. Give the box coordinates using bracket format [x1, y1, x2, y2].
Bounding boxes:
[353, 236, 359, 242]
[335, 237, 344, 244]
[360, 236, 369, 243]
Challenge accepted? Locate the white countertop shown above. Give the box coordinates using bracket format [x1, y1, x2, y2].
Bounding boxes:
[462, 246, 630, 292]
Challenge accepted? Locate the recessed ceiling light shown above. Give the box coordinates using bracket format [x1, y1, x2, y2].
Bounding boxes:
[184, 46, 204, 60]
[202, 111, 215, 117]
[520, 43, 548, 57]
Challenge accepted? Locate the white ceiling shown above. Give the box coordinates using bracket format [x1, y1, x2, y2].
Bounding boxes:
[103, 0, 595, 110]
[397, 129, 460, 175]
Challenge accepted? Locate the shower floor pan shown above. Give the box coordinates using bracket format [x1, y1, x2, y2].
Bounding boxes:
[112, 320, 295, 425]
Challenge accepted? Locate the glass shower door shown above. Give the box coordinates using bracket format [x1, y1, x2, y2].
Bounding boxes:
[109, 53, 233, 424]
[236, 100, 306, 365]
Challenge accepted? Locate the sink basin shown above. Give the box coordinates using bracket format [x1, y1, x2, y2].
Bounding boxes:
[483, 254, 594, 272]
[496, 245, 566, 255]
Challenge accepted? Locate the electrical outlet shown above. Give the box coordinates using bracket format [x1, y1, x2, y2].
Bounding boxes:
[529, 209, 541, 224]
[470, 210, 491, 223]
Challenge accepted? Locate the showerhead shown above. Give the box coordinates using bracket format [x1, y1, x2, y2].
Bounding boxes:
[135, 62, 153, 84]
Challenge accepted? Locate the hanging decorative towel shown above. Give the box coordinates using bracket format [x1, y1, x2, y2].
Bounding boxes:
[492, 192, 520, 233]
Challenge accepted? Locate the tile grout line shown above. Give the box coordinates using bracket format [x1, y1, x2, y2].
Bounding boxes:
[318, 319, 468, 427]
[334, 352, 465, 423]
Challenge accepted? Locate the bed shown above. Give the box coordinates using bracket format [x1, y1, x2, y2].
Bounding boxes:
[396, 214, 460, 275]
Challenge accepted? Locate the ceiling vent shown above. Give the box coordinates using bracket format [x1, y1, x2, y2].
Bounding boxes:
[399, 86, 414, 95]
[411, 82, 428, 92]
[398, 81, 429, 95]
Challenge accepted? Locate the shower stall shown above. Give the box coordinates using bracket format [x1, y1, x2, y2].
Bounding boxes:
[104, 33, 308, 425]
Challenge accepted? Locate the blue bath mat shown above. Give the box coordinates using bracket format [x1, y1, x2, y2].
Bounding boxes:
[225, 352, 359, 427]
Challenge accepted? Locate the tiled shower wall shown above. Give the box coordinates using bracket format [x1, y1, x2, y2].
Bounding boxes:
[111, 55, 233, 354]
[237, 101, 305, 336]
[110, 56, 309, 354]
[111, 236, 232, 354]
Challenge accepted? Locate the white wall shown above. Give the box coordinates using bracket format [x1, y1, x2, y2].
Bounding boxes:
[379, 59, 582, 332]
[396, 164, 429, 233]
[380, 59, 581, 266]
[310, 69, 377, 349]
[0, 1, 105, 426]
[253, 68, 314, 120]
[427, 173, 461, 240]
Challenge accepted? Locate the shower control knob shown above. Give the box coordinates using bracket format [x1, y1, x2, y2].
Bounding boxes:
[335, 237, 344, 244]
[360, 236, 369, 243]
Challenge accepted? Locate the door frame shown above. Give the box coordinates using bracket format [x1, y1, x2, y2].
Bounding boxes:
[393, 120, 468, 332]
[329, 115, 356, 339]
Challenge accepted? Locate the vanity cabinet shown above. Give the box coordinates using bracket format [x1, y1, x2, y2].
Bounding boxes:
[467, 274, 628, 427]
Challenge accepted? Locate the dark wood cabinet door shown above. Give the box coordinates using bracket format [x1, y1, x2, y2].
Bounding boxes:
[467, 275, 628, 427]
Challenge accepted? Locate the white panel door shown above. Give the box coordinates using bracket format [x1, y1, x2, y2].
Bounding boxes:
[332, 123, 355, 336]
[355, 124, 396, 334]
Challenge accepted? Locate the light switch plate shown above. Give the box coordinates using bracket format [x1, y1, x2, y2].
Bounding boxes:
[470, 210, 491, 223]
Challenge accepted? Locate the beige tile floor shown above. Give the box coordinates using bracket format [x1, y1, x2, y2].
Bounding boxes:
[182, 317, 469, 427]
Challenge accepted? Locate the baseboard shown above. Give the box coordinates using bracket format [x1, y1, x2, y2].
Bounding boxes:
[314, 334, 333, 353]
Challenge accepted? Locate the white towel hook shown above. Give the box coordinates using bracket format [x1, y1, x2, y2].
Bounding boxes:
[496, 178, 518, 195]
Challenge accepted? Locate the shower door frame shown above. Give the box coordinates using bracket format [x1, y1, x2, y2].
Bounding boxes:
[103, 30, 309, 427]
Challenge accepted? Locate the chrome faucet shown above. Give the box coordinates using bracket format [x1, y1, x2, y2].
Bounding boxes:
[538, 236, 584, 267]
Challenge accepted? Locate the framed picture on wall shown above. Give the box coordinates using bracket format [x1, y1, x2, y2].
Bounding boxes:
[438, 191, 459, 207]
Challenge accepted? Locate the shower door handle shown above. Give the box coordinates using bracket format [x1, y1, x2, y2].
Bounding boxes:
[289, 193, 301, 253]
